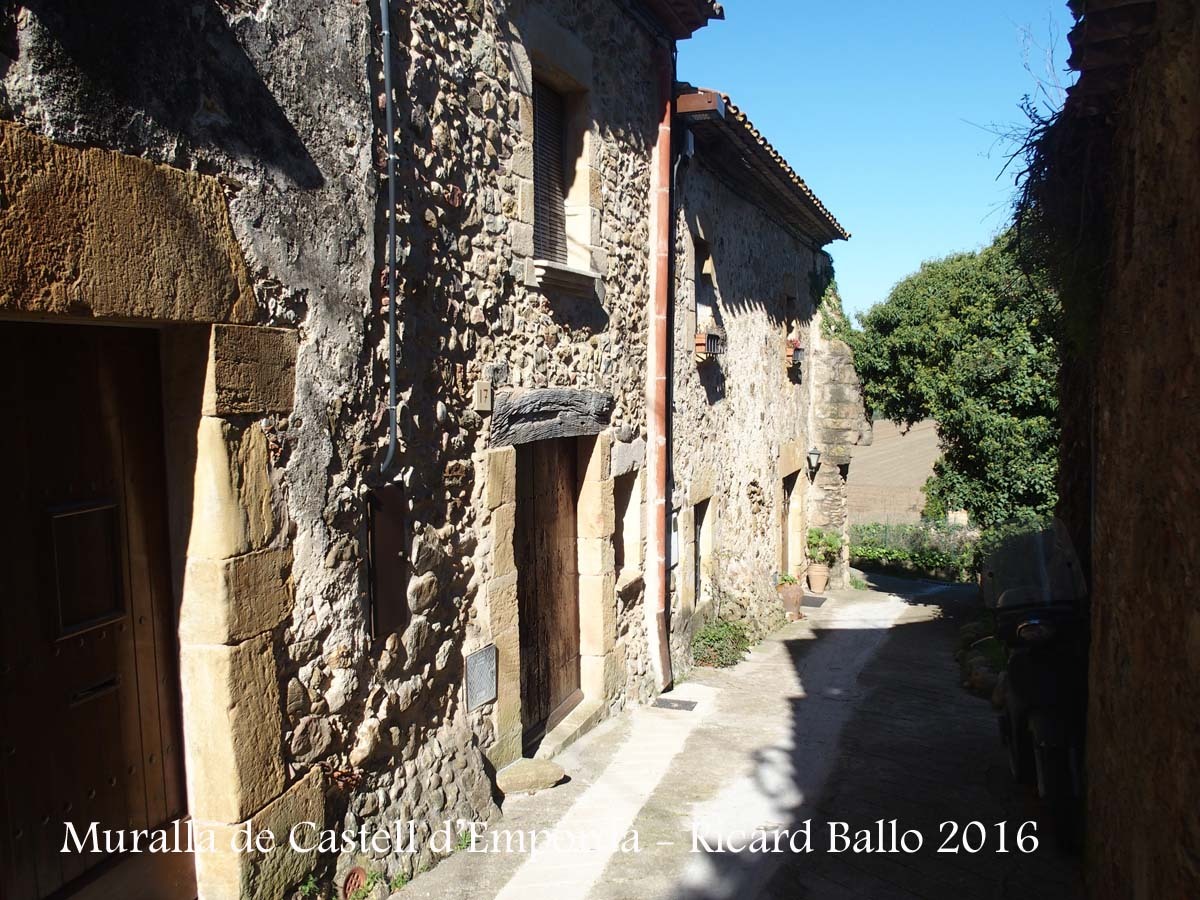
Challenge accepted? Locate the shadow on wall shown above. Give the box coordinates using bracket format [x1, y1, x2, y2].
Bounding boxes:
[19, 0, 323, 187]
[681, 177, 826, 330]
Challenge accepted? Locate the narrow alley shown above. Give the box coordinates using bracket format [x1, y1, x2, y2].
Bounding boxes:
[398, 576, 1081, 900]
[3, 2, 1196, 898]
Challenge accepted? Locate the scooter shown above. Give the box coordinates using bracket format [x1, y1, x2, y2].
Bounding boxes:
[982, 520, 1089, 850]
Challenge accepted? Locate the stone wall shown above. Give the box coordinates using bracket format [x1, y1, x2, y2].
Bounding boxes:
[2, 2, 383, 895]
[0, 0, 665, 894]
[806, 331, 872, 589]
[668, 155, 826, 668]
[1079, 1, 1200, 895]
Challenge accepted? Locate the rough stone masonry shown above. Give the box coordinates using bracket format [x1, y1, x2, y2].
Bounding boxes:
[0, 1, 870, 898]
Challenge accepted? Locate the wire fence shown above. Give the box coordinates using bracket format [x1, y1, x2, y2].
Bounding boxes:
[849, 519, 980, 582]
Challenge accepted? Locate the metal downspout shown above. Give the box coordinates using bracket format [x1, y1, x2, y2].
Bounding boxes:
[648, 43, 675, 691]
[379, 0, 399, 476]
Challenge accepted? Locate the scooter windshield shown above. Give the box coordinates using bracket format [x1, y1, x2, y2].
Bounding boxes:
[980, 518, 1088, 609]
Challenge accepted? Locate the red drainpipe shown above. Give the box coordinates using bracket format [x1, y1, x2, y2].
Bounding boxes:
[647, 44, 674, 691]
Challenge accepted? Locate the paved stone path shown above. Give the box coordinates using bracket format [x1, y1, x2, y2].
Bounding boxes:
[397, 576, 1081, 900]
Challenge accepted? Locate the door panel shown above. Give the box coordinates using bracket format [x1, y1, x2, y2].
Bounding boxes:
[515, 438, 581, 747]
[782, 472, 799, 576]
[0, 324, 188, 900]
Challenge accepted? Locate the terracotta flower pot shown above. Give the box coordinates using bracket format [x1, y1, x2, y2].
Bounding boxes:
[777, 582, 805, 619]
[807, 563, 830, 594]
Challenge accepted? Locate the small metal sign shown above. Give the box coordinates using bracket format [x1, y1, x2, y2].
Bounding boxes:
[466, 644, 498, 711]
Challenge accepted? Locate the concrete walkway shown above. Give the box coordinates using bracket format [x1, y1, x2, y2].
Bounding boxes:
[397, 576, 1081, 900]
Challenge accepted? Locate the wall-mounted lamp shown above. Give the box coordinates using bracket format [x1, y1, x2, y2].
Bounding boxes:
[785, 338, 805, 370]
[806, 446, 822, 476]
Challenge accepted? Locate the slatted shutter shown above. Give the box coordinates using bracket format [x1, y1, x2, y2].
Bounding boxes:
[533, 80, 569, 263]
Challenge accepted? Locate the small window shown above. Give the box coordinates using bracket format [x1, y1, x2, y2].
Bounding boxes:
[694, 236, 717, 327]
[694, 498, 714, 609]
[533, 80, 569, 263]
[613, 471, 641, 576]
[51, 501, 125, 638]
[367, 484, 408, 639]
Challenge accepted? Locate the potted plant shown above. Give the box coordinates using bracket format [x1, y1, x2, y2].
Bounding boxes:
[776, 572, 805, 620]
[806, 527, 842, 594]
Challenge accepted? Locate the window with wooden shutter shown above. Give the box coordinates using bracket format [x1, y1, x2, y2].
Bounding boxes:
[368, 483, 408, 639]
[533, 80, 569, 263]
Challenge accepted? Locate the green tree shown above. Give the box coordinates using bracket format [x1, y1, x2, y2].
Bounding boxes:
[848, 234, 1060, 527]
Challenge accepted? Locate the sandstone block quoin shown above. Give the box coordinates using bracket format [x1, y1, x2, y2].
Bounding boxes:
[179, 548, 294, 646]
[579, 572, 617, 656]
[180, 634, 286, 826]
[485, 446, 517, 510]
[188, 417, 280, 560]
[194, 767, 325, 900]
[205, 325, 299, 416]
[0, 121, 255, 323]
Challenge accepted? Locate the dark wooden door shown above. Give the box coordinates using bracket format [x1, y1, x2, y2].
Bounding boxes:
[515, 439, 581, 748]
[782, 472, 799, 575]
[0, 324, 187, 900]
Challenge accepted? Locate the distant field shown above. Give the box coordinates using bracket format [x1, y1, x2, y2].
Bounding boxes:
[848, 420, 940, 524]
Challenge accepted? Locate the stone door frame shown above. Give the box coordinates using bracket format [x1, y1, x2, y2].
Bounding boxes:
[778, 440, 808, 578]
[483, 397, 621, 770]
[0, 123, 319, 899]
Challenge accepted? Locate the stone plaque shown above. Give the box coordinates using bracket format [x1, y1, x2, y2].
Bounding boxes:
[472, 379, 493, 413]
[466, 644, 498, 711]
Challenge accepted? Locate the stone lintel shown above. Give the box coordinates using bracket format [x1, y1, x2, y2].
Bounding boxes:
[490, 388, 614, 448]
[687, 469, 716, 506]
[0, 120, 255, 324]
[779, 440, 805, 477]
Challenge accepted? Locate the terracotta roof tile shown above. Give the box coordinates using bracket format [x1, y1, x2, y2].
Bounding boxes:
[677, 85, 849, 243]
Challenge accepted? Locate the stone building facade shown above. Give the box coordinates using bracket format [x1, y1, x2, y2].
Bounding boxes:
[0, 3, 859, 900]
[0, 2, 730, 899]
[667, 87, 867, 669]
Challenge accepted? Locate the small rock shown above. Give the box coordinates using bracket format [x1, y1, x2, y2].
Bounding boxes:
[291, 716, 333, 763]
[411, 527, 445, 573]
[407, 572, 440, 613]
[496, 758, 567, 796]
[404, 616, 432, 660]
[349, 717, 382, 768]
[285, 678, 307, 720]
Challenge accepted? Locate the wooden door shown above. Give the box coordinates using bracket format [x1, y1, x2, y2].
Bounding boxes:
[0, 324, 188, 900]
[782, 472, 799, 576]
[515, 439, 581, 749]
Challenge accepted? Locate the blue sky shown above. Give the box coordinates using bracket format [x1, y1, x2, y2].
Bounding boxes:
[678, 0, 1076, 319]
